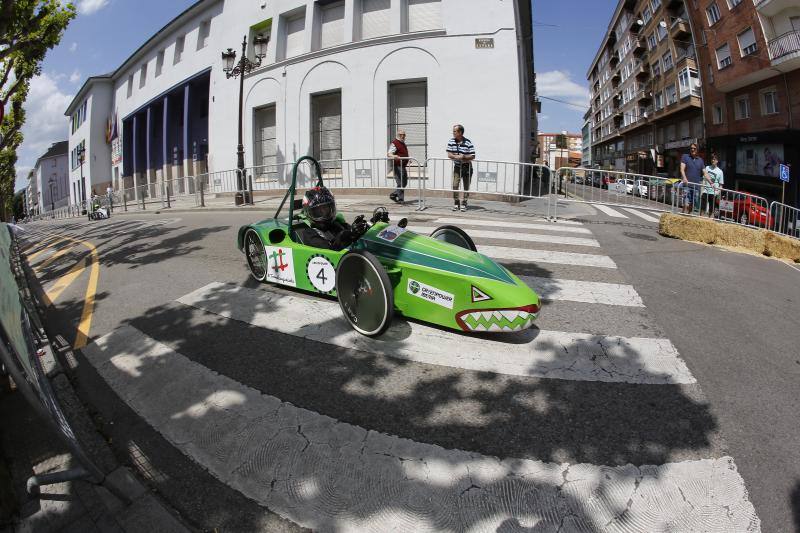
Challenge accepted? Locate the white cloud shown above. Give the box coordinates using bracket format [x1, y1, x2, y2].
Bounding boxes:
[537, 70, 590, 108]
[14, 73, 74, 191]
[77, 0, 109, 15]
[69, 42, 78, 53]
[69, 69, 81, 83]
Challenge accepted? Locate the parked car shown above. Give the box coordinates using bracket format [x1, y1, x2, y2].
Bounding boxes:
[720, 196, 773, 227]
[635, 179, 648, 197]
[602, 173, 616, 189]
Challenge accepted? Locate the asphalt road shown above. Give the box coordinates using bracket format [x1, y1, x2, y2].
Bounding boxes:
[14, 201, 800, 532]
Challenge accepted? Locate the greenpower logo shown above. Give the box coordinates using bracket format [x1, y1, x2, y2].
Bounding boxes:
[409, 281, 420, 294]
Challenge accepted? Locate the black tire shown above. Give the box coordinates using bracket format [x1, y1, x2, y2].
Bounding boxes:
[244, 229, 268, 282]
[336, 250, 394, 336]
[429, 225, 477, 252]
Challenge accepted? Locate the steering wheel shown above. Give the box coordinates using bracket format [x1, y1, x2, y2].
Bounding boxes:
[370, 206, 390, 224]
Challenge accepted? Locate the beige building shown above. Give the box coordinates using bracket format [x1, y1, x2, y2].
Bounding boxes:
[588, 0, 703, 177]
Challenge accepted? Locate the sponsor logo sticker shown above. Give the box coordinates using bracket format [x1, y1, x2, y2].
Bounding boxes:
[407, 278, 454, 309]
[306, 255, 336, 293]
[265, 246, 296, 287]
[377, 225, 407, 242]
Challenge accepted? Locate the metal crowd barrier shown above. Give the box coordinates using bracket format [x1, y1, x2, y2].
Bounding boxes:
[667, 181, 773, 230]
[0, 223, 109, 494]
[769, 201, 800, 240]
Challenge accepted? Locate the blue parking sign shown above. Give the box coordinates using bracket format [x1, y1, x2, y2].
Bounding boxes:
[779, 164, 790, 183]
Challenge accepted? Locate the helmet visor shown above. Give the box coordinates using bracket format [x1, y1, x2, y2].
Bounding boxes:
[307, 201, 335, 223]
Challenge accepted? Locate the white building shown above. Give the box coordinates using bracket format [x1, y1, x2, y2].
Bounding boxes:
[65, 0, 536, 200]
[30, 141, 69, 213]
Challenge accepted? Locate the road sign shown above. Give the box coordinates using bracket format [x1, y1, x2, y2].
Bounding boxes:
[779, 164, 790, 183]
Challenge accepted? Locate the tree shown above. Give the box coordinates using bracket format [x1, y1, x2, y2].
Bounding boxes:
[12, 188, 24, 220]
[0, 0, 76, 220]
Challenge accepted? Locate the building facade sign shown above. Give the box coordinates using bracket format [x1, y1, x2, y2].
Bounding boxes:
[664, 138, 697, 150]
[475, 38, 494, 49]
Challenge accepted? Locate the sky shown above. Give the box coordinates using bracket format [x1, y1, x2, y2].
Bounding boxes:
[13, 0, 616, 193]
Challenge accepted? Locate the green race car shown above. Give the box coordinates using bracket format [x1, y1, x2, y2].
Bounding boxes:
[237, 156, 541, 336]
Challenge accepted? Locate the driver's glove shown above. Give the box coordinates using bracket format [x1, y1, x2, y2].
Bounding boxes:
[351, 215, 369, 237]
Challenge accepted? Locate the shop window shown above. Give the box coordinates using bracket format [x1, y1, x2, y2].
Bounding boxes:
[408, 0, 442, 32]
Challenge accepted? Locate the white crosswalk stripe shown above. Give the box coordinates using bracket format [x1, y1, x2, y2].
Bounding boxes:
[178, 282, 693, 385]
[411, 226, 601, 247]
[519, 276, 645, 306]
[433, 217, 587, 230]
[82, 325, 759, 533]
[478, 244, 617, 268]
[621, 208, 660, 223]
[593, 204, 628, 218]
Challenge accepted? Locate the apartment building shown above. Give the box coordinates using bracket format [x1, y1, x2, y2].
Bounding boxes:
[685, 0, 799, 206]
[63, 0, 537, 202]
[582, 109, 593, 167]
[588, 0, 703, 177]
[537, 132, 581, 168]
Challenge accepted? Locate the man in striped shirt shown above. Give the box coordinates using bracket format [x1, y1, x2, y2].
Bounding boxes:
[447, 124, 476, 211]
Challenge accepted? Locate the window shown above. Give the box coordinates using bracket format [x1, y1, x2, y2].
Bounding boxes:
[318, 2, 345, 49]
[650, 0, 660, 12]
[760, 87, 779, 115]
[692, 117, 703, 138]
[654, 91, 664, 110]
[310, 91, 342, 165]
[726, 0, 742, 8]
[127, 74, 133, 98]
[408, 0, 441, 32]
[253, 105, 277, 178]
[679, 120, 690, 139]
[174, 35, 185, 64]
[737, 27, 757, 56]
[643, 6, 652, 24]
[707, 64, 714, 84]
[70, 140, 85, 170]
[666, 83, 677, 105]
[662, 50, 673, 71]
[360, 0, 390, 40]
[139, 64, 147, 89]
[648, 32, 657, 50]
[652, 60, 661, 77]
[156, 50, 164, 77]
[706, 3, 721, 26]
[197, 20, 210, 50]
[389, 80, 428, 161]
[678, 67, 700, 98]
[284, 13, 305, 58]
[666, 124, 676, 141]
[657, 22, 667, 41]
[734, 95, 750, 120]
[716, 43, 731, 69]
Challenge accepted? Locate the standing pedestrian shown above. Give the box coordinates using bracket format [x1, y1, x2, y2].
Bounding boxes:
[106, 184, 114, 213]
[447, 124, 475, 211]
[700, 154, 724, 217]
[679, 142, 704, 214]
[387, 130, 409, 203]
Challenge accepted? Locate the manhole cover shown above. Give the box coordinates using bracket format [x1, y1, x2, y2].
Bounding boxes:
[623, 232, 658, 241]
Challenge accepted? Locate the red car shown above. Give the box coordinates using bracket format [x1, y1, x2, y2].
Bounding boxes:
[719, 197, 773, 227]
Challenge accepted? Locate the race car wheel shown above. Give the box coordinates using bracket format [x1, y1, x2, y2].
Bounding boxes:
[244, 229, 268, 282]
[429, 225, 477, 252]
[336, 250, 394, 336]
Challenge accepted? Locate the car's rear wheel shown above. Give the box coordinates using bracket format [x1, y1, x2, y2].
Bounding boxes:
[429, 225, 478, 252]
[244, 229, 268, 282]
[336, 250, 394, 336]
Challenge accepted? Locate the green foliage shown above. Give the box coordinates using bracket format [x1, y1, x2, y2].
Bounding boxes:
[12, 189, 24, 219]
[0, 0, 76, 220]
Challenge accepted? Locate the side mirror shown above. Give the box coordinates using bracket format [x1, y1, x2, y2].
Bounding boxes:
[398, 218, 408, 228]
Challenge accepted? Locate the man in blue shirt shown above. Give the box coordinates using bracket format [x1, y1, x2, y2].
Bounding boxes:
[679, 143, 704, 214]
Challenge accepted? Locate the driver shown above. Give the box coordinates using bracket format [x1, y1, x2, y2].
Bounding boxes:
[297, 186, 368, 250]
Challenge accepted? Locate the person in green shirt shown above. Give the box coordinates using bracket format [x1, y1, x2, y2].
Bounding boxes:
[701, 154, 724, 217]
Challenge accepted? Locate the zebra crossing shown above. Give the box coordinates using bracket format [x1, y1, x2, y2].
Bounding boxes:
[585, 204, 664, 222]
[79, 215, 760, 531]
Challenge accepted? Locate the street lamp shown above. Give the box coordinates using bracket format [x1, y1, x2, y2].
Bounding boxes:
[222, 34, 269, 206]
[77, 144, 87, 214]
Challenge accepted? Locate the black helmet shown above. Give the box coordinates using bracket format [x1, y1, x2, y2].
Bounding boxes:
[302, 186, 336, 225]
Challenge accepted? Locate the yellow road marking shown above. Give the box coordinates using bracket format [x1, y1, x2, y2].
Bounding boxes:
[34, 245, 76, 273]
[43, 258, 88, 305]
[26, 236, 67, 261]
[32, 230, 99, 349]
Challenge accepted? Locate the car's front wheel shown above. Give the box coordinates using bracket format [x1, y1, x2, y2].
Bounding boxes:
[429, 225, 478, 252]
[336, 250, 394, 336]
[244, 229, 268, 282]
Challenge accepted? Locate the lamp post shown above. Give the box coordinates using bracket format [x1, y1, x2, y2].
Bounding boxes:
[77, 144, 86, 214]
[222, 34, 269, 206]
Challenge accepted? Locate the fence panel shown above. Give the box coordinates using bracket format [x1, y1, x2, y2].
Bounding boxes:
[769, 201, 800, 240]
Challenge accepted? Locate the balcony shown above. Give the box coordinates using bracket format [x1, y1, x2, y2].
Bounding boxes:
[634, 63, 650, 80]
[675, 45, 696, 67]
[755, 0, 798, 17]
[632, 38, 646, 56]
[768, 30, 800, 70]
[630, 17, 644, 33]
[610, 55, 620, 68]
[669, 17, 691, 40]
[637, 89, 652, 103]
[611, 69, 621, 82]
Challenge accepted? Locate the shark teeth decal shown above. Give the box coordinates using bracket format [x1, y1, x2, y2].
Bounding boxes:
[455, 304, 540, 333]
